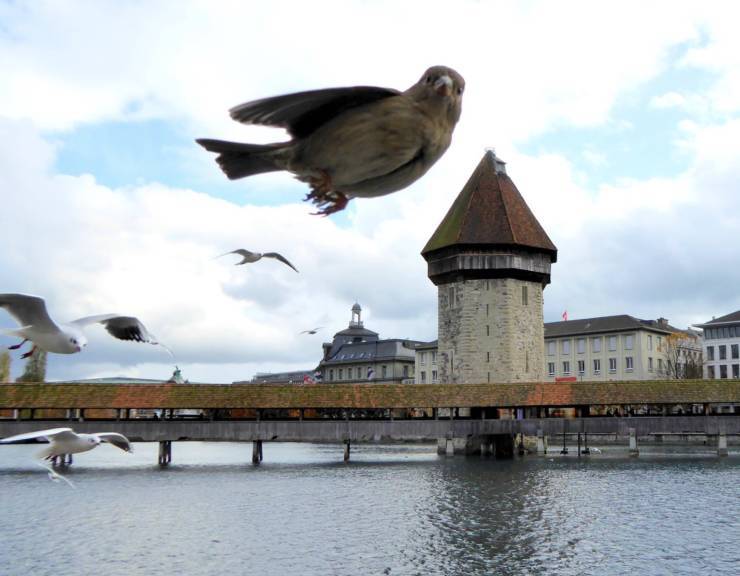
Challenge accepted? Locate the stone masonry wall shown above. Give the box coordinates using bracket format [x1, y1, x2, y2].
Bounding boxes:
[438, 278, 545, 384]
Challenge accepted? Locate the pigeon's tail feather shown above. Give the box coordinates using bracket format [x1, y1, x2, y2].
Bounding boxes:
[2, 325, 31, 339]
[196, 139, 290, 180]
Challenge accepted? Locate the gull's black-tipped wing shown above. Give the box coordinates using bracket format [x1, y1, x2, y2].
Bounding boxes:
[229, 86, 400, 139]
[263, 252, 299, 273]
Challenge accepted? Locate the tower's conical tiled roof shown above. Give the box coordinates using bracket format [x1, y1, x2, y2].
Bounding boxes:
[422, 151, 557, 260]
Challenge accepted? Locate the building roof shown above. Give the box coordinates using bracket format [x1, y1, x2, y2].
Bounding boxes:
[1, 380, 737, 409]
[415, 340, 438, 351]
[695, 310, 740, 327]
[321, 339, 420, 366]
[422, 151, 557, 259]
[545, 315, 681, 338]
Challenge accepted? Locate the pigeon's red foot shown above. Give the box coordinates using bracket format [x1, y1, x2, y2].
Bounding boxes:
[20, 345, 38, 359]
[301, 170, 350, 216]
[8, 339, 27, 350]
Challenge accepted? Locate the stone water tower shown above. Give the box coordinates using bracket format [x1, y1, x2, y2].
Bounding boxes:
[422, 150, 557, 384]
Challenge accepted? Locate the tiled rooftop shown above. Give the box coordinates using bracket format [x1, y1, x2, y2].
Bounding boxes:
[0, 380, 737, 409]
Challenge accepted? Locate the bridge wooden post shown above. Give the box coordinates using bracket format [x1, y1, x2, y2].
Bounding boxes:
[536, 429, 546, 454]
[628, 428, 639, 457]
[343, 440, 350, 462]
[158, 441, 172, 466]
[252, 440, 263, 464]
[717, 433, 728, 457]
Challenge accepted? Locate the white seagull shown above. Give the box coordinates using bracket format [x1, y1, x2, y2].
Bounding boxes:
[216, 249, 298, 272]
[0, 293, 171, 358]
[0, 427, 133, 460]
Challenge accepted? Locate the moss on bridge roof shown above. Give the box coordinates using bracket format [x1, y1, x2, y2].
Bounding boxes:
[0, 380, 738, 409]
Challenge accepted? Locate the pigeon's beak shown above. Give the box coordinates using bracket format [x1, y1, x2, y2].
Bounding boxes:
[434, 75, 453, 97]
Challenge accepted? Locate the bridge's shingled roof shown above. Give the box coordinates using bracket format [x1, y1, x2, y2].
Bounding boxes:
[0, 380, 737, 409]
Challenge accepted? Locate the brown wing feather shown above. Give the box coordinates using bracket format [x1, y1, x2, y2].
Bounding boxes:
[229, 86, 400, 139]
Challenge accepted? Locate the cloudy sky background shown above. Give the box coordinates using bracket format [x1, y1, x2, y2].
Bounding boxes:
[1, 0, 738, 382]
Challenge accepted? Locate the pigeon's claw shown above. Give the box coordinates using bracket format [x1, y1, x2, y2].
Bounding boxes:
[8, 339, 28, 351]
[20, 345, 38, 360]
[300, 170, 350, 216]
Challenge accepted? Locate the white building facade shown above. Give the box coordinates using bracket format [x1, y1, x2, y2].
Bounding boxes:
[694, 310, 740, 380]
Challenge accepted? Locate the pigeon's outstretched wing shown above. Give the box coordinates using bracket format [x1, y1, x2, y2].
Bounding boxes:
[300, 327, 324, 334]
[0, 427, 77, 444]
[263, 252, 299, 273]
[72, 315, 173, 356]
[96, 433, 133, 453]
[0, 294, 60, 332]
[102, 317, 173, 356]
[215, 249, 255, 260]
[229, 86, 400, 139]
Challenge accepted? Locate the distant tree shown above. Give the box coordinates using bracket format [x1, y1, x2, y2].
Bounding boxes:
[659, 332, 703, 379]
[16, 349, 47, 383]
[0, 351, 10, 382]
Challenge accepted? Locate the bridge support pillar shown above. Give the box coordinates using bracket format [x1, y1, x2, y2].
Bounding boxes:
[628, 428, 639, 457]
[717, 434, 728, 457]
[343, 440, 350, 462]
[536, 430, 546, 454]
[252, 440, 263, 464]
[445, 439, 455, 456]
[158, 441, 172, 466]
[480, 438, 491, 456]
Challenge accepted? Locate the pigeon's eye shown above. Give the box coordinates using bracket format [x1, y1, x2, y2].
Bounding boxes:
[426, 75, 432, 84]
[456, 87, 463, 95]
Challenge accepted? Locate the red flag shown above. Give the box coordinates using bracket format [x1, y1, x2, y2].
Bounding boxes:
[562, 310, 568, 321]
[303, 374, 314, 385]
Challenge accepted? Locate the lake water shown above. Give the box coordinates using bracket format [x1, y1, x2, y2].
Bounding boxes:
[1, 442, 738, 576]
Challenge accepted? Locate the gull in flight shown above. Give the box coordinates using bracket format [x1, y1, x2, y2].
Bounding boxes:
[1, 427, 133, 460]
[300, 327, 324, 335]
[216, 249, 298, 272]
[0, 293, 171, 358]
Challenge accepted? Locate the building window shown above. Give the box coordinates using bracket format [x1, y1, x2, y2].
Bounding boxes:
[381, 365, 387, 378]
[593, 359, 601, 375]
[658, 359, 663, 372]
[548, 362, 555, 376]
[431, 351, 436, 364]
[733, 364, 739, 378]
[707, 366, 715, 379]
[608, 336, 617, 352]
[562, 340, 571, 355]
[562, 361, 570, 375]
[609, 358, 617, 372]
[624, 334, 634, 350]
[625, 356, 634, 371]
[732, 344, 739, 360]
[707, 346, 714, 361]
[329, 369, 334, 381]
[432, 370, 438, 383]
[486, 351, 490, 363]
[486, 325, 490, 337]
[576, 338, 585, 354]
[338, 368, 343, 380]
[486, 303, 489, 316]
[577, 360, 585, 375]
[547, 341, 556, 356]
[420, 371, 427, 383]
[403, 365, 409, 377]
[720, 365, 728, 379]
[719, 345, 727, 360]
[521, 285, 528, 305]
[648, 357, 653, 372]
[420, 352, 426, 365]
[592, 337, 602, 353]
[648, 335, 653, 351]
[448, 286, 455, 308]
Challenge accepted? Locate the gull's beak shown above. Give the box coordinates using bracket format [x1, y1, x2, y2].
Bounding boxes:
[434, 75, 453, 96]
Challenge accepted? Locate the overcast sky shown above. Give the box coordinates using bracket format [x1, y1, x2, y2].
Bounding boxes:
[1, 0, 738, 382]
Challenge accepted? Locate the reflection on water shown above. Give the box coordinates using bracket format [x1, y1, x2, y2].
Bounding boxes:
[1, 442, 738, 576]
